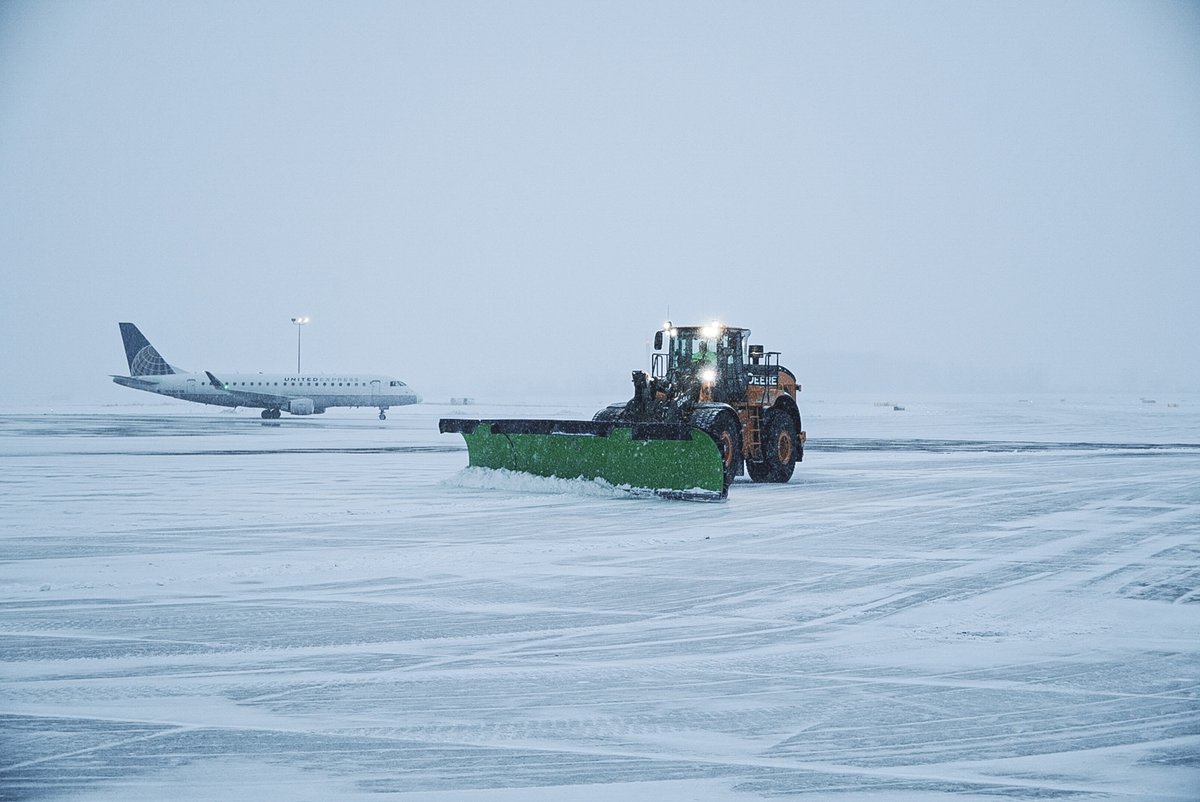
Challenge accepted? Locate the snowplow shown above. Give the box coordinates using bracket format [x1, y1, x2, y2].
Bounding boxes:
[439, 322, 805, 500]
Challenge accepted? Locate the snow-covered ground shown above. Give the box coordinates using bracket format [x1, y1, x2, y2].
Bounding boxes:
[2, 395, 1198, 800]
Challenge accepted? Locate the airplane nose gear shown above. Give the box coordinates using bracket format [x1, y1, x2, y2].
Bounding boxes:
[379, 410, 387, 420]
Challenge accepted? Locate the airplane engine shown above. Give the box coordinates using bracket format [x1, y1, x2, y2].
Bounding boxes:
[288, 398, 316, 415]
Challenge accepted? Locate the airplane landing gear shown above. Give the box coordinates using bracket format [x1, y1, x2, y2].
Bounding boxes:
[379, 409, 387, 420]
[262, 409, 282, 419]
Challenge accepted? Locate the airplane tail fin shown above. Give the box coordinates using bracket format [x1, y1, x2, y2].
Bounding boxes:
[119, 322, 178, 376]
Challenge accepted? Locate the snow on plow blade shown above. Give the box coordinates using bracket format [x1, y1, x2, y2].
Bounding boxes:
[439, 419, 727, 501]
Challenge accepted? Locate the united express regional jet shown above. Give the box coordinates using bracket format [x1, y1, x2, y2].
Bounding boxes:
[112, 322, 421, 419]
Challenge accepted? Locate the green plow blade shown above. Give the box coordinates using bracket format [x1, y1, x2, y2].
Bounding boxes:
[439, 419, 727, 501]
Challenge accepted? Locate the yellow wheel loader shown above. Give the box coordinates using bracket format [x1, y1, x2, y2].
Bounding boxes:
[441, 322, 805, 500]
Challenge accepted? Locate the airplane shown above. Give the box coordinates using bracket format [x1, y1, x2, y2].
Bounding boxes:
[112, 322, 421, 419]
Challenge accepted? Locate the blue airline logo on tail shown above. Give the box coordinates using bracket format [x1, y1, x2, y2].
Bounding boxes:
[119, 322, 176, 376]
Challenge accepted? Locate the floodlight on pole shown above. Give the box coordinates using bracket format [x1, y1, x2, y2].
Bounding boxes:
[291, 317, 309, 374]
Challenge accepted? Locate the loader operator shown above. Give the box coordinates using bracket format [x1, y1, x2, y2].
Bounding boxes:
[692, 340, 717, 369]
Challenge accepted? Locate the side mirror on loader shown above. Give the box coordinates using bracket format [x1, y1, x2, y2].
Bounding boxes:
[654, 330, 664, 350]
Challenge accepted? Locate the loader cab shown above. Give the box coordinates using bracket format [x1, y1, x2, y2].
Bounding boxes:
[656, 324, 750, 404]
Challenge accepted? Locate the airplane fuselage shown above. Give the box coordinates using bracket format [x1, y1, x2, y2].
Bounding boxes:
[113, 371, 420, 415]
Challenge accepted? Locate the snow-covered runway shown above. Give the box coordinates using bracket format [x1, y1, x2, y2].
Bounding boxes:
[2, 397, 1198, 800]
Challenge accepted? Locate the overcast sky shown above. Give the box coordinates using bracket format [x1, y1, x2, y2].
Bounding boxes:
[1, 1, 1197, 404]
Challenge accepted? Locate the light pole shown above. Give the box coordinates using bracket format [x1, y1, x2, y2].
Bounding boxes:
[291, 317, 309, 374]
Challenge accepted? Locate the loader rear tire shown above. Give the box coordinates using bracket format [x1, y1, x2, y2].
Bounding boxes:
[748, 408, 797, 483]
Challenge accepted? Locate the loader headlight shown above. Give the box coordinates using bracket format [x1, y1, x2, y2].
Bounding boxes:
[702, 322, 722, 338]
[699, 368, 717, 383]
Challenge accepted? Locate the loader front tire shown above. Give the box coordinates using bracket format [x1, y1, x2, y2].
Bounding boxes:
[693, 409, 741, 493]
[748, 408, 797, 483]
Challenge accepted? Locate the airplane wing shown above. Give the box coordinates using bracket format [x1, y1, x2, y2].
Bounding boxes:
[204, 371, 294, 407]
